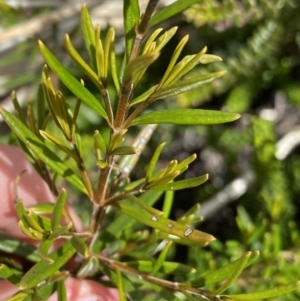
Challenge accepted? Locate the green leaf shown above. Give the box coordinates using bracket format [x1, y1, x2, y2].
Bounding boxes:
[190, 251, 260, 288]
[130, 85, 158, 106]
[39, 130, 76, 160]
[132, 109, 240, 126]
[0, 107, 87, 194]
[19, 240, 76, 290]
[92, 191, 163, 253]
[149, 0, 200, 27]
[109, 28, 120, 93]
[125, 260, 195, 274]
[70, 236, 89, 257]
[51, 189, 67, 231]
[110, 146, 137, 156]
[214, 252, 252, 294]
[199, 54, 222, 64]
[153, 71, 226, 100]
[151, 241, 172, 275]
[81, 4, 96, 69]
[148, 174, 209, 191]
[76, 256, 99, 278]
[0, 233, 39, 262]
[6, 292, 29, 301]
[64, 34, 100, 88]
[38, 41, 107, 120]
[124, 52, 160, 82]
[57, 279, 67, 301]
[146, 142, 166, 181]
[155, 26, 178, 52]
[123, 0, 140, 58]
[38, 239, 55, 264]
[116, 269, 127, 301]
[126, 195, 163, 217]
[160, 35, 189, 87]
[162, 190, 174, 218]
[114, 201, 215, 245]
[225, 281, 300, 300]
[0, 264, 20, 285]
[94, 130, 107, 154]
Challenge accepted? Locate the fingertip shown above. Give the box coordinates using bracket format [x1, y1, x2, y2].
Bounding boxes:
[48, 278, 119, 301]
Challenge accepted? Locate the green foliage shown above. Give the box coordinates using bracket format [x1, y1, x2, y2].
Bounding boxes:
[0, 0, 299, 300]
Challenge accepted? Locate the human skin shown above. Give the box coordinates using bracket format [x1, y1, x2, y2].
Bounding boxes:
[0, 144, 119, 301]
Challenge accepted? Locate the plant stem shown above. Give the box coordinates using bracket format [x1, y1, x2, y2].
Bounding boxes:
[115, 0, 160, 130]
[123, 94, 156, 128]
[114, 80, 133, 130]
[101, 89, 114, 128]
[96, 253, 217, 300]
[73, 144, 94, 201]
[129, 0, 160, 62]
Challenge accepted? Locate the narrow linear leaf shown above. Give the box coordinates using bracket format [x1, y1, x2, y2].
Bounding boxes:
[110, 145, 137, 156]
[125, 260, 195, 275]
[214, 252, 252, 295]
[5, 292, 29, 301]
[146, 142, 166, 181]
[109, 28, 120, 93]
[81, 4, 96, 69]
[124, 0, 140, 58]
[51, 189, 67, 231]
[76, 256, 99, 278]
[70, 236, 89, 257]
[95, 25, 104, 79]
[64, 34, 99, 86]
[142, 28, 164, 54]
[152, 71, 226, 100]
[124, 52, 160, 82]
[116, 269, 127, 301]
[38, 41, 107, 120]
[132, 109, 240, 126]
[155, 26, 178, 52]
[130, 85, 158, 106]
[126, 195, 163, 217]
[149, 174, 209, 191]
[226, 281, 300, 300]
[19, 240, 76, 290]
[38, 239, 55, 264]
[48, 223, 72, 240]
[93, 191, 163, 253]
[114, 201, 215, 245]
[0, 264, 20, 285]
[0, 108, 87, 194]
[151, 241, 172, 275]
[103, 27, 115, 81]
[39, 130, 76, 160]
[190, 251, 260, 288]
[149, 0, 200, 27]
[0, 233, 39, 262]
[199, 54, 222, 64]
[160, 35, 189, 87]
[162, 189, 174, 218]
[57, 279, 67, 301]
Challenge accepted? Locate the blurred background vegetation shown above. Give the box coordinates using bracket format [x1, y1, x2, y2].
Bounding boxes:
[1, 0, 300, 299]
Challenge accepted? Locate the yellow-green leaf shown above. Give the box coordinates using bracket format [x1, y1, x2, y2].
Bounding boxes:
[132, 109, 240, 126]
[0, 107, 87, 194]
[225, 281, 300, 300]
[114, 201, 215, 245]
[19, 240, 76, 290]
[51, 189, 67, 231]
[148, 174, 209, 191]
[0, 264, 20, 285]
[38, 41, 107, 120]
